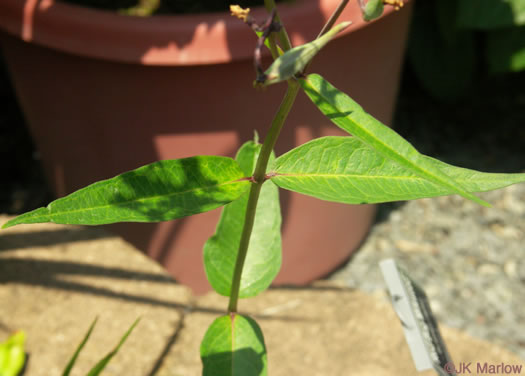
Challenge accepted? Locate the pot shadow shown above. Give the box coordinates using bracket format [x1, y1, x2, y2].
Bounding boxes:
[0, 228, 112, 251]
[0, 256, 198, 311]
[0, 248, 313, 376]
[145, 311, 186, 376]
[0, 254, 315, 323]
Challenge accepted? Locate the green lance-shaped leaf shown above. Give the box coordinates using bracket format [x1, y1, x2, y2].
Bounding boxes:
[260, 22, 351, 86]
[300, 74, 491, 207]
[270, 137, 525, 204]
[363, 0, 384, 21]
[2, 156, 250, 229]
[204, 141, 281, 298]
[201, 314, 267, 376]
[0, 331, 26, 376]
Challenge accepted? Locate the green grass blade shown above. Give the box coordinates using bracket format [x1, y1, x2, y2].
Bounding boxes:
[62, 318, 98, 376]
[299, 74, 491, 207]
[2, 156, 250, 229]
[86, 318, 140, 376]
[271, 137, 525, 204]
[200, 315, 267, 376]
[204, 141, 281, 298]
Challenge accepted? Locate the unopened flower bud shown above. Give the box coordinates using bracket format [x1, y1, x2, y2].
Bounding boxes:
[363, 0, 384, 21]
[259, 21, 351, 86]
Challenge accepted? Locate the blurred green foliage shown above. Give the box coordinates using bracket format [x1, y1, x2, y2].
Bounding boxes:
[0, 332, 25, 376]
[408, 0, 525, 101]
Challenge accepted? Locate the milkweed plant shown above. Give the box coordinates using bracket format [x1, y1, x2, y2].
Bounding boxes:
[3, 0, 525, 375]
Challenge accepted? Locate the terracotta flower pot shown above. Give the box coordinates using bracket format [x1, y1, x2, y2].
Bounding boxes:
[0, 0, 413, 294]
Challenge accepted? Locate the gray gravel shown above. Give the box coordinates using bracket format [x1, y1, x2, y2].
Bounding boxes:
[331, 187, 525, 359]
[330, 73, 525, 359]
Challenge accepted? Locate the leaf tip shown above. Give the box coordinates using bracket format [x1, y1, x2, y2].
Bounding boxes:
[131, 316, 142, 327]
[2, 219, 17, 229]
[466, 193, 491, 208]
[339, 21, 352, 30]
[478, 198, 492, 208]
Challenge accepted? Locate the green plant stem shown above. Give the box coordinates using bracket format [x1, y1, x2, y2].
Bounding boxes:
[267, 33, 280, 60]
[264, 0, 293, 51]
[226, 183, 262, 313]
[254, 81, 299, 182]
[317, 0, 350, 38]
[302, 0, 351, 75]
[227, 81, 300, 313]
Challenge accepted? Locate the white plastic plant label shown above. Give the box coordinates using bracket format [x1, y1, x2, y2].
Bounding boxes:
[380, 258, 454, 376]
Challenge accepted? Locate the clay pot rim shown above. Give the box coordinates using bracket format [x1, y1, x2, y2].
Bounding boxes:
[0, 0, 399, 65]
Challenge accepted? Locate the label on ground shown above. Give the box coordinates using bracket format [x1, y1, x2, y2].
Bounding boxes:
[380, 258, 454, 376]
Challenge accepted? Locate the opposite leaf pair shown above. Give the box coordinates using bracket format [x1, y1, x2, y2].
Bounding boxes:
[7, 74, 525, 231]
